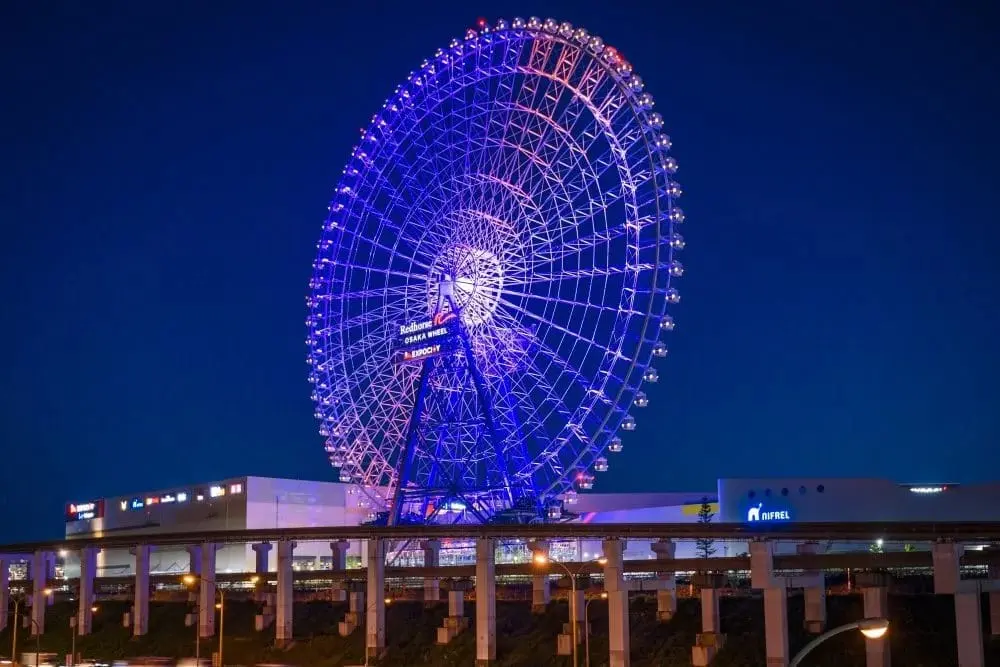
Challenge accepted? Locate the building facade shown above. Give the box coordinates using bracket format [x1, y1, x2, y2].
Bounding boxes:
[60, 475, 1000, 575]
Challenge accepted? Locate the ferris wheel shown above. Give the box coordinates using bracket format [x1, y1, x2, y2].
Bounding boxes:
[306, 16, 685, 524]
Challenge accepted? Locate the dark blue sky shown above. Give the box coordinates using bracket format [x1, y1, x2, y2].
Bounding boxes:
[2, 1, 997, 541]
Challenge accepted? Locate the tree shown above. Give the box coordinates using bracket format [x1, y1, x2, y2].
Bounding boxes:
[695, 496, 717, 559]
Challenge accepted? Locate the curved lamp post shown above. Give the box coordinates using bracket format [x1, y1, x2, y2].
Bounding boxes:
[532, 554, 607, 667]
[183, 573, 259, 667]
[790, 617, 889, 667]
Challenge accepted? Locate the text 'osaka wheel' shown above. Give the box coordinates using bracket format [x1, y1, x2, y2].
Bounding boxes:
[306, 17, 686, 524]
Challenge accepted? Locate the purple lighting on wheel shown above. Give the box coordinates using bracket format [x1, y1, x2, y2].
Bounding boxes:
[306, 17, 687, 522]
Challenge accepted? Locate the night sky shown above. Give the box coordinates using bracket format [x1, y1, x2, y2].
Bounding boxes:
[2, 1, 997, 542]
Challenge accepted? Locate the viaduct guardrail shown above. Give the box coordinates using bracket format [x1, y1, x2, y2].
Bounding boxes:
[4, 520, 1000, 554]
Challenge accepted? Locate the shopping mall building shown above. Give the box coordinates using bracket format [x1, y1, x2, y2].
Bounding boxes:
[61, 476, 1000, 576]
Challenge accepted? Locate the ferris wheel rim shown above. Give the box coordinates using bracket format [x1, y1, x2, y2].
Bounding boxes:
[307, 17, 683, 512]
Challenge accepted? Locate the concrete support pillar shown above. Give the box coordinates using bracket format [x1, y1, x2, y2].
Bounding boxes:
[0, 558, 8, 633]
[527, 540, 550, 612]
[933, 542, 985, 667]
[30, 550, 54, 636]
[449, 588, 465, 617]
[329, 540, 349, 602]
[252, 542, 272, 574]
[955, 587, 984, 667]
[187, 545, 202, 575]
[77, 547, 98, 636]
[858, 572, 891, 667]
[437, 582, 470, 644]
[700, 586, 721, 634]
[331, 540, 350, 571]
[198, 543, 217, 638]
[276, 540, 295, 646]
[932, 542, 962, 594]
[796, 542, 826, 633]
[692, 574, 726, 667]
[422, 539, 441, 604]
[131, 545, 151, 636]
[763, 587, 789, 667]
[750, 540, 788, 667]
[475, 538, 497, 666]
[603, 538, 629, 667]
[366, 538, 386, 659]
[990, 591, 1000, 638]
[651, 539, 677, 621]
[339, 586, 365, 636]
[252, 541, 274, 627]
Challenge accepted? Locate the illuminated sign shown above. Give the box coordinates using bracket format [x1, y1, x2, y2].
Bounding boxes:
[210, 485, 226, 498]
[747, 503, 791, 522]
[130, 498, 144, 510]
[394, 312, 460, 364]
[229, 483, 243, 494]
[909, 486, 946, 494]
[177, 492, 188, 502]
[66, 500, 104, 522]
[160, 494, 176, 504]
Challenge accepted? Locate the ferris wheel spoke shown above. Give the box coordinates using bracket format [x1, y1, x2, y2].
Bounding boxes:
[494, 294, 624, 361]
[497, 288, 645, 323]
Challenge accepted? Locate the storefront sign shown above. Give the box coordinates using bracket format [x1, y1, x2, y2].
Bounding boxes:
[66, 500, 104, 522]
[747, 503, 791, 522]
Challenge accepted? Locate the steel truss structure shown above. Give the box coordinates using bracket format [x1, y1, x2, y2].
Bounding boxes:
[306, 17, 686, 523]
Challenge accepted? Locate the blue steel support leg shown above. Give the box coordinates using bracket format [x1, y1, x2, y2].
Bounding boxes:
[389, 358, 432, 526]
[448, 297, 515, 508]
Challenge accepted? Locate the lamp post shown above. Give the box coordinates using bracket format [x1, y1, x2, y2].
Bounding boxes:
[362, 596, 392, 667]
[583, 591, 608, 667]
[533, 554, 607, 667]
[10, 588, 53, 667]
[183, 574, 259, 667]
[789, 617, 889, 667]
[69, 605, 98, 667]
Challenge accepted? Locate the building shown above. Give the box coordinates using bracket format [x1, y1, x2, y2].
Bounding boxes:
[64, 476, 372, 577]
[61, 475, 1000, 575]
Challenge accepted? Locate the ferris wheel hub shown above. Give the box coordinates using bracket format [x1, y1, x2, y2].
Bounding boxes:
[429, 245, 503, 327]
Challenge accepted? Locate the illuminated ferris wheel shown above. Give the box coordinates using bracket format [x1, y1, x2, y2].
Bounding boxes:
[306, 16, 685, 524]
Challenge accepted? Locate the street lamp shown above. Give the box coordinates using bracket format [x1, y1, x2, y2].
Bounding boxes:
[70, 603, 99, 666]
[583, 592, 608, 667]
[361, 596, 393, 667]
[789, 617, 889, 667]
[183, 574, 260, 667]
[10, 588, 53, 667]
[533, 554, 606, 667]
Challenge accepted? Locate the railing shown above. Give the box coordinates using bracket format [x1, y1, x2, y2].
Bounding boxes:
[4, 520, 1000, 553]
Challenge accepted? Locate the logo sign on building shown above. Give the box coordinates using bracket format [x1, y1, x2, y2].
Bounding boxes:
[394, 312, 460, 364]
[66, 500, 105, 522]
[746, 502, 791, 523]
